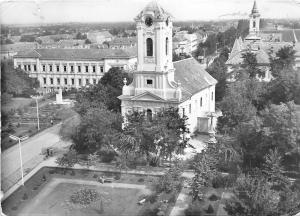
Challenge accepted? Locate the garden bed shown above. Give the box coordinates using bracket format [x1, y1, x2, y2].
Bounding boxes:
[2, 167, 179, 216]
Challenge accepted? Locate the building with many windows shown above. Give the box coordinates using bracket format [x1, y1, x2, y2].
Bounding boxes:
[13, 48, 137, 92]
[118, 1, 217, 134]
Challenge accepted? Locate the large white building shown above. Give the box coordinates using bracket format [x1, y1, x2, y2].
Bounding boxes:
[118, 1, 217, 133]
[13, 48, 137, 92]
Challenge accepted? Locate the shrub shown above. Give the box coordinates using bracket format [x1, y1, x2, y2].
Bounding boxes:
[206, 204, 214, 214]
[147, 194, 158, 204]
[114, 173, 121, 180]
[185, 202, 203, 216]
[138, 178, 144, 182]
[168, 192, 177, 203]
[11, 206, 18, 210]
[22, 193, 28, 200]
[93, 174, 98, 178]
[99, 150, 116, 163]
[209, 194, 219, 201]
[71, 188, 99, 205]
[212, 174, 237, 188]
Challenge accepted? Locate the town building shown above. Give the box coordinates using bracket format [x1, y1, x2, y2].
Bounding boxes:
[13, 48, 137, 93]
[0, 42, 39, 60]
[118, 1, 217, 134]
[37, 39, 90, 49]
[108, 37, 137, 49]
[173, 31, 199, 55]
[86, 31, 114, 44]
[226, 1, 299, 81]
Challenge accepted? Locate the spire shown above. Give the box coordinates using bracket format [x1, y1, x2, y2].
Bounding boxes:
[251, 0, 259, 15]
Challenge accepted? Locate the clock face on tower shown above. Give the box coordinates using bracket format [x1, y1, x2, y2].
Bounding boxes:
[145, 16, 153, 27]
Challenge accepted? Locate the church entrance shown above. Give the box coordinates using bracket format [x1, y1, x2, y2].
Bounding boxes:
[146, 109, 152, 121]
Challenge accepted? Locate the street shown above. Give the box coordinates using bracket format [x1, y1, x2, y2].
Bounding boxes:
[1, 123, 70, 192]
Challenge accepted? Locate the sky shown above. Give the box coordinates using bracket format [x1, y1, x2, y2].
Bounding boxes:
[0, 0, 300, 25]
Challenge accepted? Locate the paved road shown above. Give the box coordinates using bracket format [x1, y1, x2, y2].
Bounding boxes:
[1, 123, 69, 184]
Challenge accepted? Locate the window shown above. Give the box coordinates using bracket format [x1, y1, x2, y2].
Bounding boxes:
[24, 65, 27, 71]
[85, 65, 89, 73]
[182, 108, 185, 116]
[166, 37, 169, 55]
[92, 65, 96, 73]
[43, 77, 46, 84]
[200, 97, 203, 107]
[18, 64, 21, 69]
[211, 92, 214, 100]
[57, 78, 60, 85]
[146, 38, 153, 56]
[93, 79, 96, 84]
[189, 104, 191, 114]
[64, 78, 67, 85]
[70, 65, 74, 73]
[86, 79, 89, 85]
[28, 65, 31, 71]
[71, 78, 74, 85]
[49, 65, 52, 72]
[64, 65, 67, 72]
[33, 65, 37, 71]
[56, 65, 60, 72]
[50, 78, 53, 85]
[146, 79, 153, 85]
[78, 78, 82, 86]
[42, 65, 46, 71]
[253, 21, 256, 28]
[78, 65, 81, 73]
[100, 66, 104, 72]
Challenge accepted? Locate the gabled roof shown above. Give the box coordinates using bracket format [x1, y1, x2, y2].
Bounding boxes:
[14, 48, 137, 61]
[173, 58, 217, 95]
[131, 91, 166, 101]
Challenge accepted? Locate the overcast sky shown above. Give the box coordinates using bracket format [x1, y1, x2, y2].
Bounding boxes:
[1, 0, 300, 25]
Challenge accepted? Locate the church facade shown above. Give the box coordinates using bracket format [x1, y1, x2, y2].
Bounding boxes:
[118, 1, 217, 133]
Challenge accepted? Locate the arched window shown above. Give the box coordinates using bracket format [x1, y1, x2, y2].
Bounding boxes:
[146, 38, 153, 56]
[166, 37, 169, 55]
[200, 97, 203, 107]
[253, 21, 256, 28]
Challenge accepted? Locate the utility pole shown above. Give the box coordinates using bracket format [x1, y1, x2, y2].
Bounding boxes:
[9, 135, 29, 186]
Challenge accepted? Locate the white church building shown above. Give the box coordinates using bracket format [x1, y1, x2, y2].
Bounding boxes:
[118, 1, 217, 133]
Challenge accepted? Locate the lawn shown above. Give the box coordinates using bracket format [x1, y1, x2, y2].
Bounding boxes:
[2, 97, 34, 112]
[2, 167, 178, 216]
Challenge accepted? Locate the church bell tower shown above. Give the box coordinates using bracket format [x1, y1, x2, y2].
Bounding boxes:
[249, 0, 260, 35]
[135, 1, 173, 72]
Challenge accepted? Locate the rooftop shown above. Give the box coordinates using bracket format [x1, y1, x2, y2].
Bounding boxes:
[173, 58, 217, 99]
[14, 48, 137, 61]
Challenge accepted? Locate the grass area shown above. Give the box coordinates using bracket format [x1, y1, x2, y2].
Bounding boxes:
[2, 97, 34, 112]
[2, 167, 178, 216]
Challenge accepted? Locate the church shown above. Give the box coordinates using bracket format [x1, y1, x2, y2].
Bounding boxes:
[226, 1, 298, 81]
[118, 1, 217, 134]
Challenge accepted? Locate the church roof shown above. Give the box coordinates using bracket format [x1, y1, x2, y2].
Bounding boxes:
[251, 0, 259, 15]
[173, 58, 217, 98]
[135, 1, 172, 20]
[14, 48, 137, 61]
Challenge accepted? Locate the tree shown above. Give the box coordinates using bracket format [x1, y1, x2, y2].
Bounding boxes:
[240, 51, 264, 79]
[218, 80, 257, 134]
[71, 107, 122, 154]
[118, 108, 190, 166]
[270, 46, 296, 78]
[224, 172, 281, 216]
